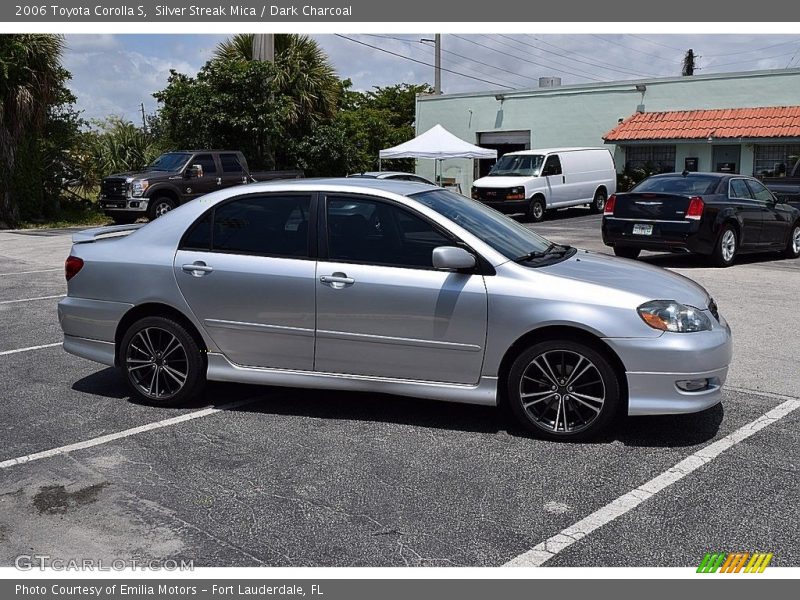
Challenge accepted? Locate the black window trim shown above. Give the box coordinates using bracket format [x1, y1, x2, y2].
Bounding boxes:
[318, 191, 493, 275]
[178, 191, 318, 261]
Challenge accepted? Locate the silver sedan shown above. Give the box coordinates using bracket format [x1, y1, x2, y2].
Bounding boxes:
[58, 179, 732, 440]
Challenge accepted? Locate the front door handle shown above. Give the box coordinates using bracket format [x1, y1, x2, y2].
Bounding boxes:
[182, 261, 213, 276]
[320, 273, 355, 288]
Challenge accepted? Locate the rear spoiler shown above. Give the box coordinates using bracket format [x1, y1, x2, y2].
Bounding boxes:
[72, 223, 145, 244]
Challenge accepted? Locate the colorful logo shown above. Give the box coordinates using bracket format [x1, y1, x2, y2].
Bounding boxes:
[697, 552, 773, 573]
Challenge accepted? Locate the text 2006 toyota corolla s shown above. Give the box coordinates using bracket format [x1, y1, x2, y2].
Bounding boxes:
[58, 179, 732, 440]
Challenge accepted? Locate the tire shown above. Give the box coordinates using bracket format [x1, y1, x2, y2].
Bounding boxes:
[120, 316, 206, 407]
[147, 196, 176, 221]
[589, 188, 607, 214]
[711, 224, 738, 267]
[783, 222, 800, 259]
[507, 339, 621, 441]
[111, 214, 138, 225]
[613, 246, 641, 259]
[527, 197, 546, 223]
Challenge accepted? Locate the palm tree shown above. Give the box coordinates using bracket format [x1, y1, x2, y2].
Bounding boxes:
[0, 34, 64, 226]
[214, 34, 339, 126]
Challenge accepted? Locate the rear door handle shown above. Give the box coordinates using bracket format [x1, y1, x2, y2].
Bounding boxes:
[182, 262, 213, 276]
[320, 273, 355, 288]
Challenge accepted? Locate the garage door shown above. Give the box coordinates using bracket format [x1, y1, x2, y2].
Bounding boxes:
[478, 130, 531, 147]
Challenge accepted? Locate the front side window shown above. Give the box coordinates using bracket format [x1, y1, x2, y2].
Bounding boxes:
[182, 195, 311, 257]
[542, 155, 562, 176]
[146, 152, 191, 172]
[326, 196, 452, 268]
[192, 154, 217, 175]
[746, 179, 776, 203]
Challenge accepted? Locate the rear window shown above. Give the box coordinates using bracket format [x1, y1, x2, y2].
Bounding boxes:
[632, 175, 720, 195]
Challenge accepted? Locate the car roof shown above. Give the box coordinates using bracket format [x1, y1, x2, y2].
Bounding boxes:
[505, 147, 609, 156]
[246, 176, 440, 195]
[647, 172, 732, 180]
[349, 171, 424, 179]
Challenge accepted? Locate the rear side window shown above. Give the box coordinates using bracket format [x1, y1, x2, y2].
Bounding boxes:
[729, 179, 753, 199]
[181, 195, 312, 257]
[220, 153, 243, 173]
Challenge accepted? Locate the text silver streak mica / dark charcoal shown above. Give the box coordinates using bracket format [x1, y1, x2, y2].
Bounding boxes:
[59, 179, 732, 440]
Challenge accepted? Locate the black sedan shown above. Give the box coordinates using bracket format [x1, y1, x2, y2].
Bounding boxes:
[602, 172, 800, 267]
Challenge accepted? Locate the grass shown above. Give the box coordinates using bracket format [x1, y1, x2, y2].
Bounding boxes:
[18, 201, 112, 230]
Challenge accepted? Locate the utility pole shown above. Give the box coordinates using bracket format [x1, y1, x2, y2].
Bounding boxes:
[253, 33, 275, 62]
[420, 35, 442, 94]
[682, 49, 697, 76]
[139, 102, 147, 133]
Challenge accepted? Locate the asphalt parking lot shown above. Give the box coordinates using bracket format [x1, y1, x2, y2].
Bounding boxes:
[1, 209, 798, 568]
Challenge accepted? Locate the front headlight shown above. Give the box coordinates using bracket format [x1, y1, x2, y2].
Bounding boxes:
[131, 179, 149, 197]
[507, 186, 525, 200]
[637, 300, 712, 333]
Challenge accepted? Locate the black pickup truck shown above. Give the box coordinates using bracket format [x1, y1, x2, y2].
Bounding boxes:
[761, 156, 800, 209]
[99, 150, 303, 224]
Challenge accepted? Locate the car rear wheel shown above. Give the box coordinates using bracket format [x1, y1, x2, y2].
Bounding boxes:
[507, 339, 620, 441]
[120, 316, 206, 406]
[527, 197, 545, 223]
[613, 246, 641, 259]
[711, 225, 737, 267]
[783, 223, 800, 259]
[147, 196, 176, 221]
[589, 189, 607, 214]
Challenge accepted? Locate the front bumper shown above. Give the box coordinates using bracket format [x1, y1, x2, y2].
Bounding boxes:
[475, 199, 529, 214]
[604, 313, 733, 416]
[99, 197, 148, 214]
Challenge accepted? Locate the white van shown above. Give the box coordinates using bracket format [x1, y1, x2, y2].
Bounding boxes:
[471, 147, 616, 222]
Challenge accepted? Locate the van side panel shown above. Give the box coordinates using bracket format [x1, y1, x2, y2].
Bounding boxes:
[554, 149, 616, 208]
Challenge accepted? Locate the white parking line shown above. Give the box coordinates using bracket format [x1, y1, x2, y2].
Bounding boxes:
[0, 268, 61, 276]
[0, 397, 259, 470]
[0, 342, 62, 356]
[504, 397, 800, 567]
[0, 294, 65, 305]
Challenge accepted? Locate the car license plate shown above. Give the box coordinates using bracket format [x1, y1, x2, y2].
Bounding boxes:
[633, 224, 653, 236]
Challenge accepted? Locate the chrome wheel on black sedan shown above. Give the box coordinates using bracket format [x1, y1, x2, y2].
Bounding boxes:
[508, 339, 620, 440]
[120, 316, 205, 405]
[784, 223, 800, 259]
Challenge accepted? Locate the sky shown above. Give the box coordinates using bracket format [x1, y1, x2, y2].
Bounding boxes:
[61, 33, 800, 123]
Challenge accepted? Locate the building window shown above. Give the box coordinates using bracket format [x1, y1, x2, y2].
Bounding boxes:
[753, 144, 800, 177]
[623, 145, 676, 173]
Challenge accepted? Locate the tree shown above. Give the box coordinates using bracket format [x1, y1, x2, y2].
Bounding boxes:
[0, 34, 65, 226]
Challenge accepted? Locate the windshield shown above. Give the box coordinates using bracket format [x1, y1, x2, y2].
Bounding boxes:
[146, 152, 192, 172]
[410, 189, 551, 259]
[632, 175, 721, 195]
[487, 154, 544, 177]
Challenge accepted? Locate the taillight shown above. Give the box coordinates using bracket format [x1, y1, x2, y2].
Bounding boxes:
[65, 256, 83, 281]
[604, 194, 616, 215]
[686, 196, 704, 220]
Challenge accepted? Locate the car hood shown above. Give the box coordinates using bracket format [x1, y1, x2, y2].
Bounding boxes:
[540, 250, 711, 308]
[105, 170, 169, 180]
[473, 175, 534, 188]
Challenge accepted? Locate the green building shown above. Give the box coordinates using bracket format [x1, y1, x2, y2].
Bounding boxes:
[414, 68, 800, 192]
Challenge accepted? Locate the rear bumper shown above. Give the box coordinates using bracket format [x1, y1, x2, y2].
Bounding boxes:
[63, 335, 116, 367]
[604, 315, 733, 416]
[602, 217, 714, 254]
[58, 296, 133, 349]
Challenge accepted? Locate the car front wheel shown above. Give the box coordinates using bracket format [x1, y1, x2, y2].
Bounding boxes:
[527, 197, 545, 223]
[507, 339, 620, 441]
[120, 316, 206, 406]
[147, 196, 176, 221]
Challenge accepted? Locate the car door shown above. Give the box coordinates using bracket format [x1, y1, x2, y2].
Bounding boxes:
[747, 178, 793, 247]
[184, 153, 222, 200]
[173, 192, 317, 370]
[315, 193, 488, 384]
[727, 178, 764, 248]
[218, 152, 248, 189]
[542, 154, 566, 206]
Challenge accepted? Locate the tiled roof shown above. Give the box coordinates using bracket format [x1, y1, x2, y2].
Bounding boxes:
[604, 106, 800, 141]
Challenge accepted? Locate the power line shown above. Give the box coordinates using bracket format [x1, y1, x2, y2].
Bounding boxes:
[590, 34, 679, 63]
[703, 38, 800, 58]
[627, 34, 684, 52]
[366, 34, 542, 88]
[334, 34, 514, 89]
[496, 34, 657, 78]
[451, 34, 604, 82]
[708, 48, 800, 70]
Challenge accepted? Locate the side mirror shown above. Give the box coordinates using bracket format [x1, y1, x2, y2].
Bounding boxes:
[186, 164, 203, 178]
[432, 246, 476, 271]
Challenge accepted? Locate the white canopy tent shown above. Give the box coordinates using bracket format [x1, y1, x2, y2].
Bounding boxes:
[379, 124, 497, 186]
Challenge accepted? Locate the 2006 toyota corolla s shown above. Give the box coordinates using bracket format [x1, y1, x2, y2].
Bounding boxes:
[58, 178, 732, 440]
